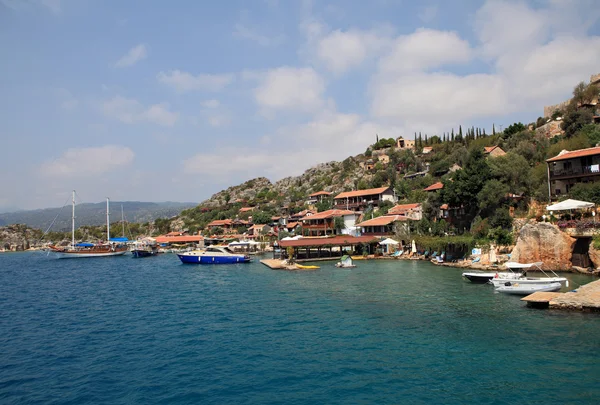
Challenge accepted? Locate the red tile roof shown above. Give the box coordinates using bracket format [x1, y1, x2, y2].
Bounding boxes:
[424, 182, 443, 191]
[286, 222, 299, 229]
[207, 219, 233, 227]
[301, 209, 356, 221]
[155, 235, 204, 243]
[239, 207, 254, 212]
[484, 146, 506, 155]
[388, 203, 421, 214]
[357, 215, 410, 227]
[166, 231, 183, 236]
[279, 235, 379, 248]
[334, 187, 390, 200]
[440, 204, 449, 209]
[309, 191, 332, 197]
[291, 209, 315, 218]
[546, 146, 600, 162]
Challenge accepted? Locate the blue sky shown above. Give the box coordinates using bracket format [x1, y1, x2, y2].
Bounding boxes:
[1, 0, 599, 210]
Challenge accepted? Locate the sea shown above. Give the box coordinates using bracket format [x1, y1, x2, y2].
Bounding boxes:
[1, 252, 600, 405]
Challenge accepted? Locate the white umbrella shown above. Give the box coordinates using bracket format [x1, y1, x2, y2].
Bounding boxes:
[546, 199, 594, 211]
[411, 240, 417, 253]
[379, 238, 399, 245]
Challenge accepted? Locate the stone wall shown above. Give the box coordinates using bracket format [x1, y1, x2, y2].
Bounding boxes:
[543, 100, 570, 118]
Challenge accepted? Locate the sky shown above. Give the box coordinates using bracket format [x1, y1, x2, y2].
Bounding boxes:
[1, 0, 600, 211]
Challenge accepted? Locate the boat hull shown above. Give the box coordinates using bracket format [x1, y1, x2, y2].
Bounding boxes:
[490, 277, 568, 288]
[495, 282, 563, 295]
[132, 250, 154, 258]
[177, 253, 251, 264]
[53, 250, 127, 259]
[462, 272, 521, 284]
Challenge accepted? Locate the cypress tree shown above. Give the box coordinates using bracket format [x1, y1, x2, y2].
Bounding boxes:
[492, 124, 496, 136]
[451, 128, 455, 142]
[425, 134, 428, 145]
[459, 125, 463, 138]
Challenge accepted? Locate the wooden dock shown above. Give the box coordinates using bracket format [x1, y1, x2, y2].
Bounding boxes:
[521, 278, 600, 311]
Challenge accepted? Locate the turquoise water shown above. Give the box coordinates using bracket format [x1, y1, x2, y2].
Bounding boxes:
[1, 252, 600, 404]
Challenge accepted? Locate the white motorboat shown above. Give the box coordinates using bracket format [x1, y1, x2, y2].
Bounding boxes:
[177, 246, 251, 264]
[489, 261, 568, 288]
[495, 281, 563, 295]
[462, 271, 521, 284]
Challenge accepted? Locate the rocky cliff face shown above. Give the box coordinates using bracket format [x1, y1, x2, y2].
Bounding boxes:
[510, 222, 575, 270]
[0, 224, 43, 251]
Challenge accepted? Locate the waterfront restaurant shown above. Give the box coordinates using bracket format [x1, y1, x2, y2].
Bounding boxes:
[278, 235, 379, 261]
[154, 232, 204, 248]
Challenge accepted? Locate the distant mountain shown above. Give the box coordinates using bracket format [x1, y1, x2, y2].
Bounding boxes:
[0, 201, 198, 231]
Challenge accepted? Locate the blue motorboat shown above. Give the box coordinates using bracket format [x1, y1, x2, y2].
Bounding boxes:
[177, 246, 251, 264]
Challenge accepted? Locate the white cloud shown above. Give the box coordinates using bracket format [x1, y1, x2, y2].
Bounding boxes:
[233, 24, 285, 46]
[183, 110, 401, 179]
[254, 66, 325, 112]
[41, 145, 134, 177]
[315, 29, 391, 74]
[371, 72, 508, 125]
[1, 0, 60, 13]
[157, 70, 234, 93]
[379, 28, 472, 74]
[102, 96, 178, 126]
[115, 44, 148, 68]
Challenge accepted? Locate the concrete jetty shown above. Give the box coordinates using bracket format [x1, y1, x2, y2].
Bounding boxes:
[522, 278, 600, 311]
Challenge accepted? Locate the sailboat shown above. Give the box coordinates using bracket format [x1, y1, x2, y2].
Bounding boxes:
[48, 191, 128, 258]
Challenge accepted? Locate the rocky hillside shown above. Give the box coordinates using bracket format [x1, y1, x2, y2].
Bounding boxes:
[0, 224, 44, 251]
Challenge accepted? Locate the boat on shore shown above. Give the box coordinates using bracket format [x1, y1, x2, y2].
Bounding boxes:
[489, 261, 568, 288]
[462, 270, 521, 283]
[495, 281, 563, 295]
[177, 246, 251, 264]
[48, 192, 127, 258]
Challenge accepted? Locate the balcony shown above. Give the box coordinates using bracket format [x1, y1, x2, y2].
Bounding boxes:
[301, 224, 332, 230]
[550, 164, 600, 180]
[333, 199, 381, 210]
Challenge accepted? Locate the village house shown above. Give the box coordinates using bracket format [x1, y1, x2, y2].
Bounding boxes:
[546, 146, 600, 198]
[286, 221, 300, 233]
[396, 136, 415, 150]
[306, 191, 332, 205]
[299, 209, 361, 237]
[206, 219, 234, 233]
[333, 186, 397, 211]
[423, 182, 444, 192]
[247, 224, 272, 238]
[271, 216, 287, 227]
[290, 209, 316, 222]
[239, 207, 254, 214]
[377, 154, 390, 165]
[388, 203, 423, 220]
[421, 146, 433, 155]
[356, 215, 410, 237]
[484, 146, 507, 157]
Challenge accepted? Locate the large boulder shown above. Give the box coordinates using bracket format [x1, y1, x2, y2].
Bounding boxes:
[510, 222, 575, 271]
[588, 244, 600, 270]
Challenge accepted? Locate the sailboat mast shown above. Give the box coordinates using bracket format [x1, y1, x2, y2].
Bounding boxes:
[121, 205, 125, 237]
[72, 190, 75, 248]
[106, 197, 110, 242]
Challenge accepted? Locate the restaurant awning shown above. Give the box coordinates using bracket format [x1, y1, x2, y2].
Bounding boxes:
[546, 199, 595, 211]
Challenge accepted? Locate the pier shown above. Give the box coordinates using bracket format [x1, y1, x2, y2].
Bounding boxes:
[521, 278, 600, 310]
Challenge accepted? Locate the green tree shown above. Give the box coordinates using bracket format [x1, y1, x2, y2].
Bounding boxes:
[561, 109, 594, 138]
[315, 198, 333, 212]
[251, 210, 272, 224]
[333, 216, 346, 234]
